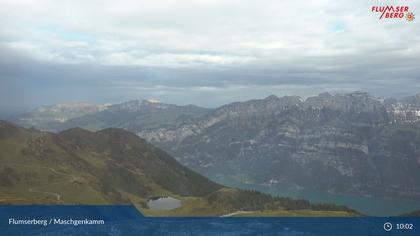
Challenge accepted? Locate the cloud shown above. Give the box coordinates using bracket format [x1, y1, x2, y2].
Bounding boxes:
[0, 0, 419, 110]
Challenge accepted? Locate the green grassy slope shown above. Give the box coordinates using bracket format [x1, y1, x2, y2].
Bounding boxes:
[0, 121, 357, 216]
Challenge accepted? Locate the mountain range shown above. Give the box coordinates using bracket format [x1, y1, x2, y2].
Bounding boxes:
[11, 92, 420, 200]
[14, 99, 210, 133]
[0, 121, 355, 216]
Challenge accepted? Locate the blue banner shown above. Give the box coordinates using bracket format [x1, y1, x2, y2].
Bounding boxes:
[0, 205, 419, 235]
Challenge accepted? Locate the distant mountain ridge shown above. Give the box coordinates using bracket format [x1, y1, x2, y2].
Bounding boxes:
[14, 99, 211, 133]
[14, 102, 110, 130]
[10, 92, 420, 200]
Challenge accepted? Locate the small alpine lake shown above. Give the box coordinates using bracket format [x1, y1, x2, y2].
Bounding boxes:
[147, 197, 181, 211]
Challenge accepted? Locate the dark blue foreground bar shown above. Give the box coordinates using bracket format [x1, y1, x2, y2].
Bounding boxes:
[0, 205, 419, 235]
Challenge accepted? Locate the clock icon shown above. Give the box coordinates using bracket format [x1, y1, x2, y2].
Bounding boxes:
[384, 222, 393, 232]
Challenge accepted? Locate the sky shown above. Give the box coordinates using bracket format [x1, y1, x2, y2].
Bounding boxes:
[0, 0, 419, 113]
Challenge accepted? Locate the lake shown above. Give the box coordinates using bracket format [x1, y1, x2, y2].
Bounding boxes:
[147, 197, 181, 210]
[211, 175, 420, 216]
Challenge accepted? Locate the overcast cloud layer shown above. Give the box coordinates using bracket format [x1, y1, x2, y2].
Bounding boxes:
[0, 0, 419, 113]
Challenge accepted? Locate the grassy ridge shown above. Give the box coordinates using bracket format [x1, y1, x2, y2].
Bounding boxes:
[0, 121, 358, 216]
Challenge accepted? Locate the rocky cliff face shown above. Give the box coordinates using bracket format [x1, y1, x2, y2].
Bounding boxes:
[386, 94, 420, 123]
[139, 92, 420, 199]
[12, 92, 420, 199]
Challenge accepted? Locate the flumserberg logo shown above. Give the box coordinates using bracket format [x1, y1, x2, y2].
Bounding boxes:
[371, 5, 415, 21]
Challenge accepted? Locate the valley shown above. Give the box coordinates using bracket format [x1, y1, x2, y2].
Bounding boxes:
[9, 91, 420, 216]
[0, 121, 356, 217]
[212, 174, 420, 216]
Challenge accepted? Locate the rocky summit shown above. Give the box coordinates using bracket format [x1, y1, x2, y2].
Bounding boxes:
[138, 92, 420, 200]
[12, 92, 420, 200]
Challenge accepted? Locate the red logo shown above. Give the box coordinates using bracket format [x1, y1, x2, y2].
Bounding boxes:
[371, 5, 415, 21]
